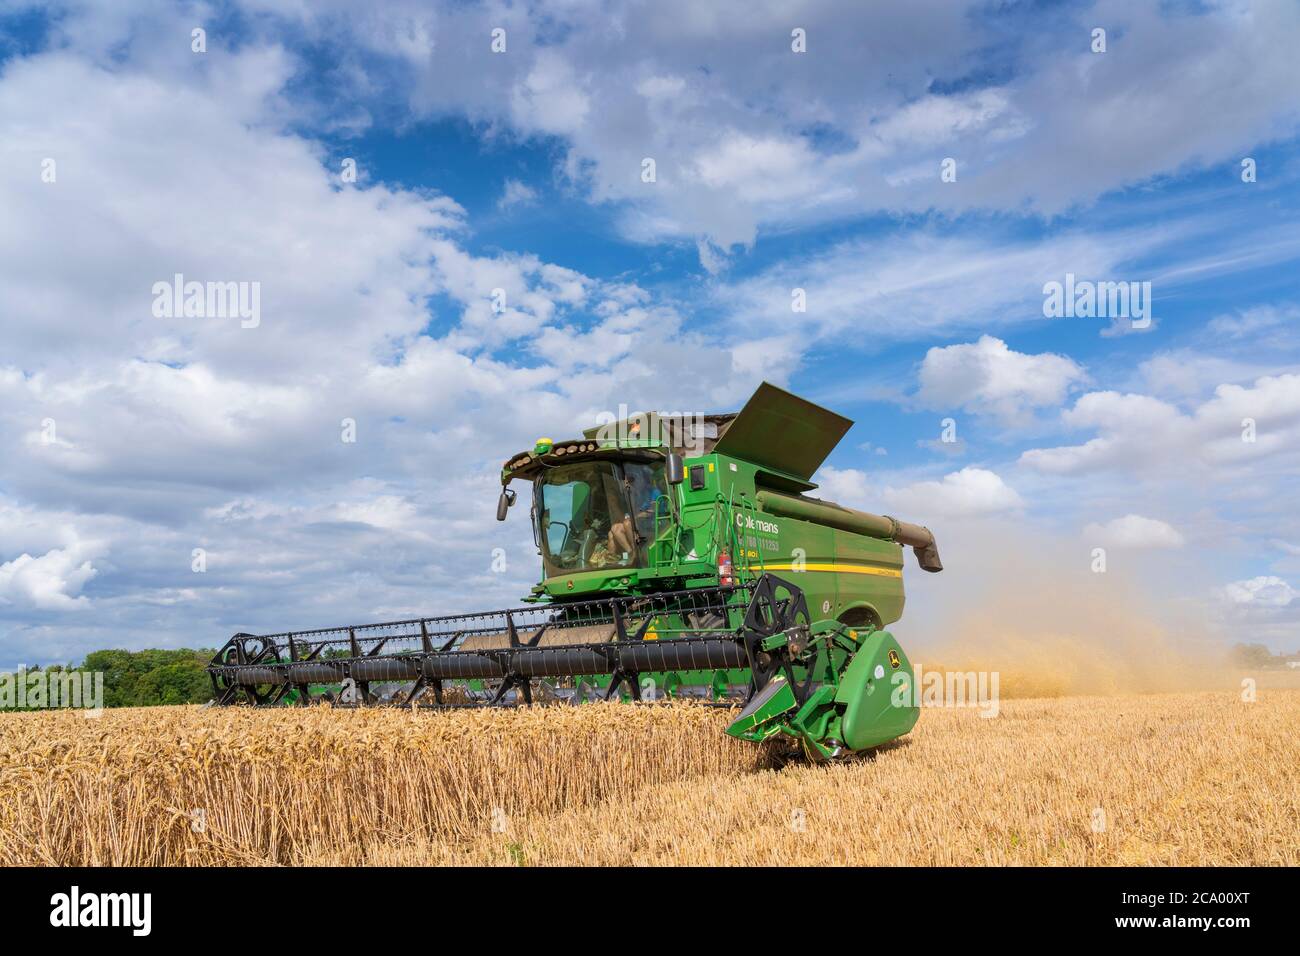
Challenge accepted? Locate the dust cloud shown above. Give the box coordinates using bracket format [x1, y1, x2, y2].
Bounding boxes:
[901, 523, 1227, 698]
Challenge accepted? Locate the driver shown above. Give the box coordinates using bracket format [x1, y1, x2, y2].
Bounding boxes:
[585, 467, 667, 569]
[608, 467, 664, 560]
[604, 468, 637, 565]
[607, 511, 636, 560]
[581, 472, 633, 568]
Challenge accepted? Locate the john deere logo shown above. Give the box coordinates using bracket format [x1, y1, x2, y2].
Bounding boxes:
[888, 649, 901, 669]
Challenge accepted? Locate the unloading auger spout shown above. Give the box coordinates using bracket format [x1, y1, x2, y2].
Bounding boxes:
[207, 382, 944, 759]
[753, 489, 943, 573]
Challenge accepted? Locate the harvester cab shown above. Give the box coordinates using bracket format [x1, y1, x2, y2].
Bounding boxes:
[209, 382, 943, 760]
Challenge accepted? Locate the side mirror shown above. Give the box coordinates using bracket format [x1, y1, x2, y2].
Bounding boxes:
[666, 452, 685, 485]
[496, 488, 516, 521]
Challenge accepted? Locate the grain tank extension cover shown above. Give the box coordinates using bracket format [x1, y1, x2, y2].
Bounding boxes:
[712, 382, 852, 481]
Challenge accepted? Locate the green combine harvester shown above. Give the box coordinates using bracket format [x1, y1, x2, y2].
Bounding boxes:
[208, 383, 942, 758]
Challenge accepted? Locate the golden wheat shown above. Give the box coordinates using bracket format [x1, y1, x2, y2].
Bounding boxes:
[419, 691, 1300, 866]
[2, 690, 1297, 866]
[0, 702, 763, 866]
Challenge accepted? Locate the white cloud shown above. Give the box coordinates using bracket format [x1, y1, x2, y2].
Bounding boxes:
[1020, 375, 1300, 477]
[1137, 304, 1300, 399]
[916, 335, 1087, 423]
[883, 467, 1024, 519]
[711, 227, 1176, 349]
[1207, 304, 1300, 343]
[873, 89, 1022, 151]
[812, 467, 875, 510]
[273, 0, 1300, 259]
[688, 133, 819, 203]
[97, 0, 1285, 268]
[497, 178, 538, 209]
[695, 238, 730, 276]
[1222, 576, 1297, 607]
[1083, 515, 1185, 550]
[816, 465, 1022, 521]
[635, 74, 687, 101]
[510, 50, 590, 135]
[1138, 352, 1267, 400]
[0, 547, 98, 610]
[0, 26, 770, 664]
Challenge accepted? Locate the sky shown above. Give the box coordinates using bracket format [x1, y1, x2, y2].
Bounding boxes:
[1, 0, 1298, 669]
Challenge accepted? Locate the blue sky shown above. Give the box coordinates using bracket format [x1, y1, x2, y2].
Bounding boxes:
[1, 0, 1299, 667]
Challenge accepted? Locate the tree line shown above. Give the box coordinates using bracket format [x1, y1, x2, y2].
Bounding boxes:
[3, 648, 215, 708]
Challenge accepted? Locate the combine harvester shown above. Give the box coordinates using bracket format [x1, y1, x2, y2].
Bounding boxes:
[208, 384, 942, 758]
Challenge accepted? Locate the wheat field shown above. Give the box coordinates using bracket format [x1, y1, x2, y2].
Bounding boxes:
[2, 689, 1297, 866]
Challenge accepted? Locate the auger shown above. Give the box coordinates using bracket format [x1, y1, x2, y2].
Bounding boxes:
[208, 383, 943, 758]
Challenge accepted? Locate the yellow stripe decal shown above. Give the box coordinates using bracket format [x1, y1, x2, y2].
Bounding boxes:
[762, 562, 902, 579]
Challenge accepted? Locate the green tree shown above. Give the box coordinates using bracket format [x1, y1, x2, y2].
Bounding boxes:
[79, 648, 215, 706]
[132, 662, 213, 705]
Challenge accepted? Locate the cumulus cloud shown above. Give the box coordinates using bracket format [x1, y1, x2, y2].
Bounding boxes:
[50, 0, 1281, 267]
[510, 49, 591, 135]
[882, 467, 1024, 519]
[0, 19, 768, 664]
[1083, 515, 1185, 550]
[1137, 304, 1300, 399]
[1019, 375, 1300, 477]
[0, 547, 98, 610]
[916, 336, 1087, 423]
[811, 467, 875, 510]
[816, 465, 1023, 521]
[242, 0, 1300, 260]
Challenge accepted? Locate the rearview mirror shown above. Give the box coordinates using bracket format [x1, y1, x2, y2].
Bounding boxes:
[666, 452, 685, 485]
[496, 488, 516, 521]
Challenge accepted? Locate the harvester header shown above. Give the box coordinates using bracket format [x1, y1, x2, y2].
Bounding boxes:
[209, 382, 943, 759]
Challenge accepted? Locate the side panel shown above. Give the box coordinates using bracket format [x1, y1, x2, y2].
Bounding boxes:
[832, 528, 905, 626]
[734, 511, 839, 621]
